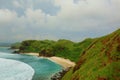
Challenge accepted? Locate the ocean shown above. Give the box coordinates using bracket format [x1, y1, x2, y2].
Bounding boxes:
[0, 47, 62, 80]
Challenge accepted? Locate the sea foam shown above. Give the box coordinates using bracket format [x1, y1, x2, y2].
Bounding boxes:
[0, 58, 35, 80]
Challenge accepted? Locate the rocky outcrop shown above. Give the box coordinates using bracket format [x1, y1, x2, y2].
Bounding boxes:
[51, 67, 71, 80]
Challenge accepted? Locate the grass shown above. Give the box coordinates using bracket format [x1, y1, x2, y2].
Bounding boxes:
[62, 29, 120, 80]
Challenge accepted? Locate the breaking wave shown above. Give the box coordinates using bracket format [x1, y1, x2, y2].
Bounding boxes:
[0, 58, 35, 80]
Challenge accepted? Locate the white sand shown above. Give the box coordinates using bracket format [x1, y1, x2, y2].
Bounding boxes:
[24, 53, 39, 56]
[47, 56, 75, 69]
[24, 53, 76, 69]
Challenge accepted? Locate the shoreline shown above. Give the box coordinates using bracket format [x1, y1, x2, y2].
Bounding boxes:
[24, 53, 76, 69]
[23, 53, 39, 56]
[47, 56, 75, 69]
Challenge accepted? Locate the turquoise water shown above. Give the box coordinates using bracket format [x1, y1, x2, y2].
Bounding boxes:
[0, 47, 63, 80]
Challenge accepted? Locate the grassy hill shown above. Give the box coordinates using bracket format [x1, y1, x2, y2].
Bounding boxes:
[13, 39, 93, 62]
[11, 42, 21, 49]
[62, 29, 120, 80]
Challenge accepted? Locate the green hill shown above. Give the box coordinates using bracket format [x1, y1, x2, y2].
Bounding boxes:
[15, 39, 93, 62]
[11, 42, 21, 49]
[62, 29, 120, 80]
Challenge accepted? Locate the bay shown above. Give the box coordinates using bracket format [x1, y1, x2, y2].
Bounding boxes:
[0, 47, 62, 80]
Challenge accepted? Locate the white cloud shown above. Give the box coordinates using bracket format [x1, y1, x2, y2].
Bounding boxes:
[0, 9, 17, 26]
[47, 0, 120, 31]
[13, 1, 23, 8]
[25, 9, 46, 25]
[0, 0, 120, 42]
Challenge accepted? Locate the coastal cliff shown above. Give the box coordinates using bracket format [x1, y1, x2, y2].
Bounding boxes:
[62, 29, 120, 80]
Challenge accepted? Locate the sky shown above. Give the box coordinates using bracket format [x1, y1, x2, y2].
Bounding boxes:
[0, 0, 120, 42]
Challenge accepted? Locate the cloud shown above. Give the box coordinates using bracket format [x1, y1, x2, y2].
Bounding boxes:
[0, 0, 60, 16]
[0, 9, 17, 25]
[0, 0, 120, 42]
[50, 0, 120, 31]
[13, 1, 23, 8]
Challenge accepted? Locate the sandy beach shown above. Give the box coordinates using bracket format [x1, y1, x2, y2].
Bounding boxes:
[24, 53, 75, 69]
[24, 53, 39, 56]
[47, 56, 75, 69]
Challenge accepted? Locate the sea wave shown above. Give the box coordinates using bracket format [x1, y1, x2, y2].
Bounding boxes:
[0, 58, 35, 80]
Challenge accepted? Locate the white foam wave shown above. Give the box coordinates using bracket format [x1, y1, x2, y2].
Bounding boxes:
[0, 58, 35, 80]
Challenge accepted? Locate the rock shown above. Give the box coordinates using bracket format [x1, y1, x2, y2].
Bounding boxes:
[51, 67, 71, 80]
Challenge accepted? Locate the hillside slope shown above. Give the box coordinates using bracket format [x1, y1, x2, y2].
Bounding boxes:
[14, 39, 93, 62]
[62, 29, 120, 80]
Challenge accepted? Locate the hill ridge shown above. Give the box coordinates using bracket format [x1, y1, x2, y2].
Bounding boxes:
[62, 29, 120, 80]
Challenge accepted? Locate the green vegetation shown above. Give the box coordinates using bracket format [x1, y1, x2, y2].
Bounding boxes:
[19, 40, 55, 57]
[12, 39, 93, 62]
[11, 42, 21, 49]
[11, 29, 120, 80]
[62, 29, 120, 80]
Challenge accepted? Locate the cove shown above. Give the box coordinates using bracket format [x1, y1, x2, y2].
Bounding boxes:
[0, 47, 63, 80]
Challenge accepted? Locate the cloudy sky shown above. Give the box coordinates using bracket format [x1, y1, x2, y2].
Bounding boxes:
[0, 0, 120, 42]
